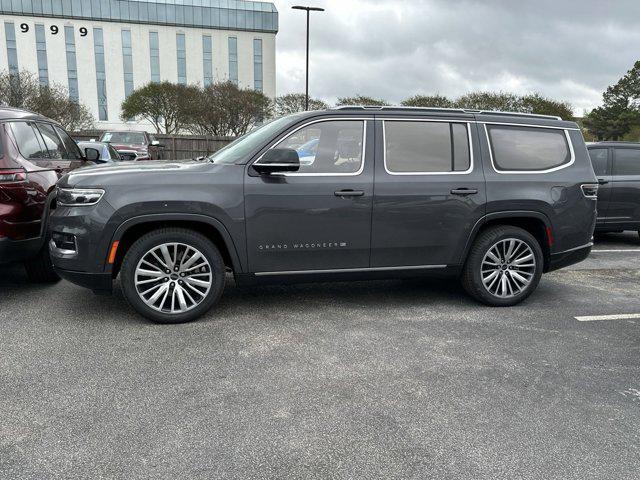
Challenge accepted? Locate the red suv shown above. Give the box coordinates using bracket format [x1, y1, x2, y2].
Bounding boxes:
[0, 107, 94, 282]
[98, 130, 163, 161]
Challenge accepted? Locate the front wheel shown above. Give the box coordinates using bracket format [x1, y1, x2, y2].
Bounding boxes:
[120, 228, 225, 324]
[461, 226, 543, 307]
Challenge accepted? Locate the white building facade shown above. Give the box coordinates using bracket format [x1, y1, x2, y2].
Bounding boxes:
[0, 0, 278, 131]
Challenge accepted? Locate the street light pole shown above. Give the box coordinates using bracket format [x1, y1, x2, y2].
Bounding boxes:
[292, 5, 325, 111]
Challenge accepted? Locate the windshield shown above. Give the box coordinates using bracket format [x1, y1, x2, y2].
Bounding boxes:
[101, 132, 146, 145]
[208, 114, 304, 164]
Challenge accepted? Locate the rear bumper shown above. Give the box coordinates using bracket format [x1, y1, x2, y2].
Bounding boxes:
[53, 267, 113, 294]
[0, 236, 43, 264]
[547, 243, 592, 272]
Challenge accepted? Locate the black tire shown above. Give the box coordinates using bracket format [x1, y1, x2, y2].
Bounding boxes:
[120, 228, 225, 324]
[24, 244, 60, 283]
[461, 225, 543, 307]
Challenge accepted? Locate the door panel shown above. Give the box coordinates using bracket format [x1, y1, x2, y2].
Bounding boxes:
[245, 119, 374, 273]
[371, 118, 486, 267]
[608, 148, 640, 228]
[587, 147, 612, 224]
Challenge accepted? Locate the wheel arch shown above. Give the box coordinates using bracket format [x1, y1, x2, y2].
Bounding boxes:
[460, 211, 553, 272]
[108, 214, 243, 277]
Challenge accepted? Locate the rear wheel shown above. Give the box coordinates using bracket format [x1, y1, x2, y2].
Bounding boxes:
[120, 228, 225, 324]
[461, 226, 543, 306]
[24, 244, 60, 283]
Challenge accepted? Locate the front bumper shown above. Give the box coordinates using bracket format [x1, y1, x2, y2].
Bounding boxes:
[548, 243, 592, 272]
[54, 267, 113, 294]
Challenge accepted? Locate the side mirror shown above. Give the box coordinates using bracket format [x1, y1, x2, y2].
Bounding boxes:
[84, 147, 101, 162]
[151, 140, 165, 148]
[253, 148, 300, 175]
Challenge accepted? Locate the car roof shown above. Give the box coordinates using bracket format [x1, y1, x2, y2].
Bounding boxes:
[0, 106, 59, 124]
[77, 141, 109, 147]
[293, 106, 578, 129]
[588, 141, 640, 147]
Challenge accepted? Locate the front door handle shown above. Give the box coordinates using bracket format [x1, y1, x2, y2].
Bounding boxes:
[598, 179, 609, 185]
[334, 189, 364, 197]
[451, 188, 478, 196]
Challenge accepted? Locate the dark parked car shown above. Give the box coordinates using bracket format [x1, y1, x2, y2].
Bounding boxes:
[50, 107, 598, 323]
[99, 130, 163, 161]
[587, 142, 640, 238]
[0, 107, 93, 281]
[77, 141, 122, 163]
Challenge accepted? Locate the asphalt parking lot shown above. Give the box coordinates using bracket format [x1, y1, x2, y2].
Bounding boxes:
[1, 232, 639, 480]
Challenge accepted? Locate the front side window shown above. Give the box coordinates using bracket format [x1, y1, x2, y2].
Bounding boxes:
[487, 125, 571, 172]
[385, 121, 470, 174]
[54, 126, 83, 160]
[36, 123, 68, 160]
[277, 120, 365, 175]
[9, 122, 47, 160]
[613, 148, 640, 176]
[588, 148, 609, 176]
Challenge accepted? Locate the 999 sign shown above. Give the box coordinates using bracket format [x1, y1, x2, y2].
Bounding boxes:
[19, 23, 88, 36]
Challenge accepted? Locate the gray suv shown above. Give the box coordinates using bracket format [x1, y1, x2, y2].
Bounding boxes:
[49, 107, 598, 323]
[587, 142, 640, 238]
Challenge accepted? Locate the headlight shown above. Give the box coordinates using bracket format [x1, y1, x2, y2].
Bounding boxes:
[57, 187, 105, 206]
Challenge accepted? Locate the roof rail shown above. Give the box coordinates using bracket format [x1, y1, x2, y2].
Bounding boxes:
[331, 105, 562, 121]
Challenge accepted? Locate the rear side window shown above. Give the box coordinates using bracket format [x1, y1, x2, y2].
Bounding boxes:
[9, 122, 47, 160]
[613, 149, 640, 176]
[384, 121, 470, 174]
[487, 125, 571, 172]
[588, 148, 609, 176]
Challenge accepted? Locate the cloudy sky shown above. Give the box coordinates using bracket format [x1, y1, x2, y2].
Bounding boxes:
[272, 0, 640, 114]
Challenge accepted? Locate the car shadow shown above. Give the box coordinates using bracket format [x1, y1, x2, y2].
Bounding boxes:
[593, 231, 640, 247]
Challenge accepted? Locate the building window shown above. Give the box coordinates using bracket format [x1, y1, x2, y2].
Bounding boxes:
[149, 32, 160, 83]
[64, 26, 78, 101]
[93, 28, 108, 121]
[253, 38, 263, 92]
[176, 33, 186, 85]
[121, 30, 134, 98]
[35, 24, 49, 86]
[5, 22, 18, 75]
[203, 35, 213, 86]
[228, 36, 238, 85]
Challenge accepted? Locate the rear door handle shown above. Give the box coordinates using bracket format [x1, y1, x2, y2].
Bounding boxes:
[597, 179, 609, 185]
[334, 189, 364, 197]
[451, 188, 478, 196]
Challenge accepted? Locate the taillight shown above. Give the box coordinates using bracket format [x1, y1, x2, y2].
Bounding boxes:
[0, 169, 27, 184]
[581, 184, 599, 199]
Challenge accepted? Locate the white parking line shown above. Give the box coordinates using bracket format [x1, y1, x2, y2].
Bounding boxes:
[575, 313, 640, 322]
[591, 249, 640, 253]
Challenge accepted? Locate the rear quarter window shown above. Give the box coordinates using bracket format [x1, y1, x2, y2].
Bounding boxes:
[487, 125, 572, 172]
[613, 149, 640, 176]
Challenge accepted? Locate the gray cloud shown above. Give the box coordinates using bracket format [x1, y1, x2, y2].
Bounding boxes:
[273, 0, 640, 114]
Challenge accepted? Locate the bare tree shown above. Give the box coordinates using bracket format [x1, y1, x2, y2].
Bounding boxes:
[0, 70, 94, 130]
[120, 81, 199, 134]
[275, 93, 328, 115]
[189, 81, 273, 137]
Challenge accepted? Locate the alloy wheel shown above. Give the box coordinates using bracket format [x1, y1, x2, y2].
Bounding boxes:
[134, 242, 213, 314]
[481, 238, 536, 299]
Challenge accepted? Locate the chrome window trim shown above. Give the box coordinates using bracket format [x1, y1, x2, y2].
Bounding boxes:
[478, 121, 580, 131]
[484, 124, 576, 175]
[254, 118, 368, 177]
[381, 118, 474, 176]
